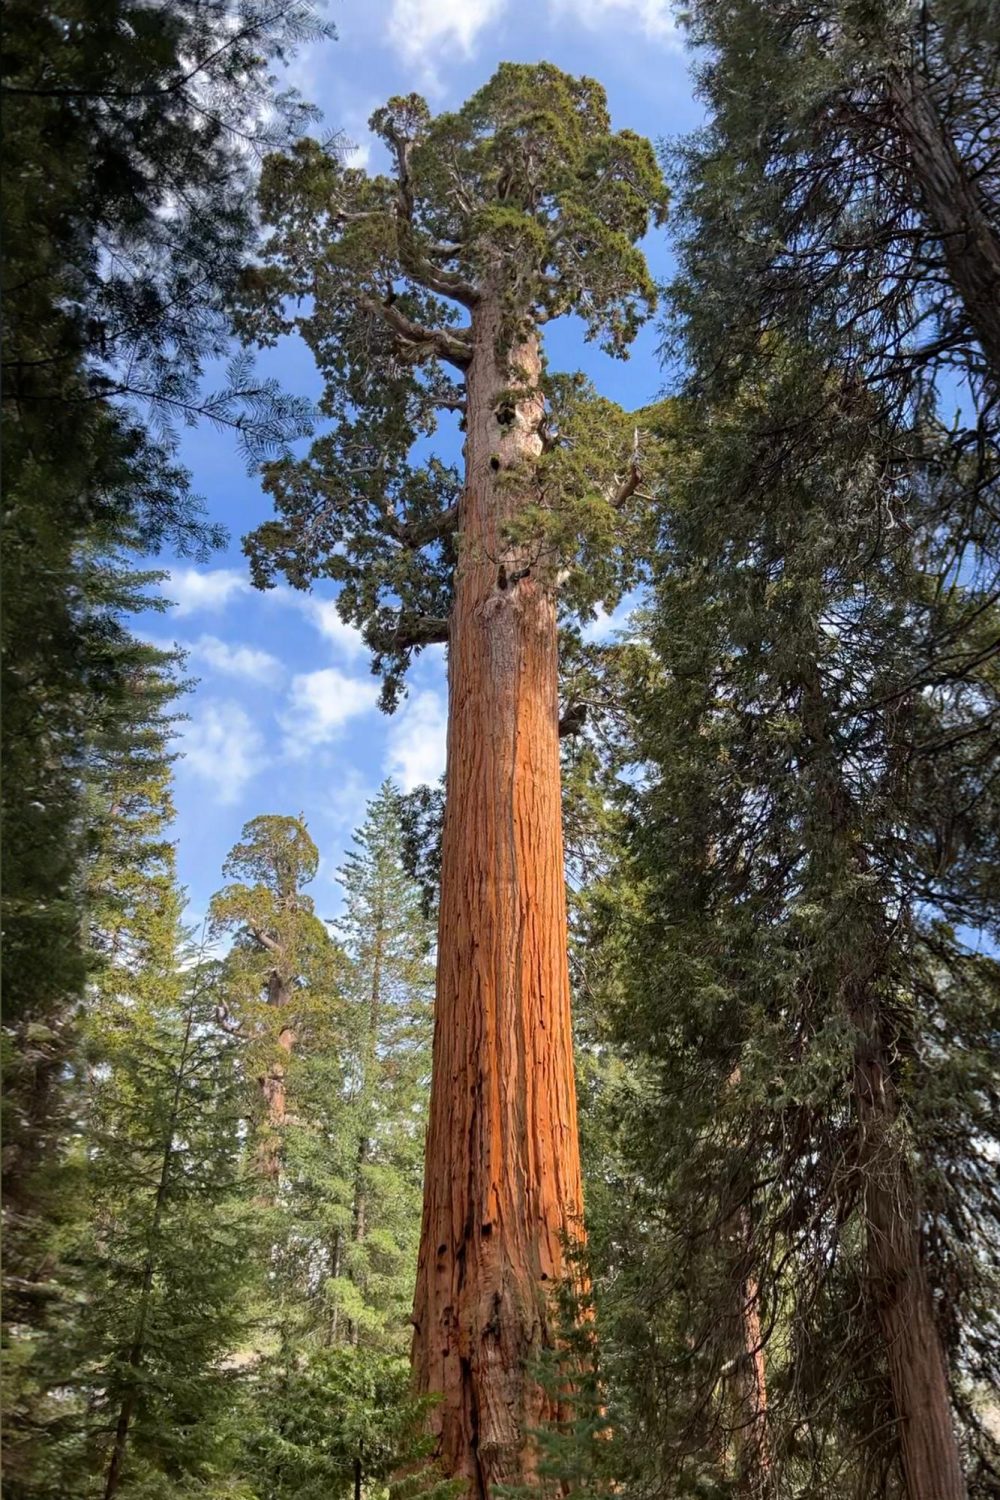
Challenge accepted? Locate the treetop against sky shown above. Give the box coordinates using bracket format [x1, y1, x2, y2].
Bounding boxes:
[144, 1, 699, 925]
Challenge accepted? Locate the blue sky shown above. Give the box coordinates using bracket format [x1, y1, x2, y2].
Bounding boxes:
[150, 0, 702, 928]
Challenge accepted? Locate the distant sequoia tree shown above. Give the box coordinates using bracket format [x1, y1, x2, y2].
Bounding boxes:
[238, 62, 669, 1494]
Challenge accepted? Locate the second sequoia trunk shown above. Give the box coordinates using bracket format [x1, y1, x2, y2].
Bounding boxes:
[411, 299, 586, 1495]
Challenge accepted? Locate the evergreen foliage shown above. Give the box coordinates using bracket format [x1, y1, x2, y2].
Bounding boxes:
[1, 0, 328, 1300]
[4, 13, 1000, 1500]
[592, 224, 1000, 1500]
[237, 61, 669, 707]
[2, 649, 255, 1500]
[210, 814, 345, 1186]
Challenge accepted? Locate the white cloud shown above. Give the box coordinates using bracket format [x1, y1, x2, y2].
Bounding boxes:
[551, 0, 680, 41]
[305, 598, 367, 660]
[348, 138, 372, 171]
[389, 0, 502, 72]
[285, 667, 379, 750]
[582, 602, 627, 643]
[385, 689, 447, 792]
[188, 635, 285, 687]
[266, 587, 369, 662]
[321, 767, 377, 836]
[167, 567, 248, 617]
[179, 701, 267, 804]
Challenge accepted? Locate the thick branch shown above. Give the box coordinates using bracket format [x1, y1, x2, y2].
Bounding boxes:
[362, 296, 472, 371]
[372, 614, 450, 654]
[888, 66, 1000, 387]
[400, 234, 479, 308]
[386, 128, 479, 308]
[249, 925, 281, 957]
[393, 502, 460, 550]
[604, 432, 645, 509]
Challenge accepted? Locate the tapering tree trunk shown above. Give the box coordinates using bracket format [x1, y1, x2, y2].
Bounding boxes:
[801, 672, 966, 1500]
[854, 1010, 967, 1500]
[889, 66, 1000, 387]
[411, 298, 586, 1496]
[348, 919, 382, 1342]
[104, 1004, 195, 1500]
[730, 1248, 772, 1498]
[719, 1070, 772, 1498]
[328, 1230, 343, 1345]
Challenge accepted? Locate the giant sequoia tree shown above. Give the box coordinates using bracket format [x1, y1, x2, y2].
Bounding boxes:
[210, 816, 342, 1187]
[239, 63, 668, 1492]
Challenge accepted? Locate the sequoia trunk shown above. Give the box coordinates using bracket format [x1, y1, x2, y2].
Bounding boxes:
[855, 1014, 967, 1500]
[258, 974, 294, 1185]
[411, 298, 586, 1496]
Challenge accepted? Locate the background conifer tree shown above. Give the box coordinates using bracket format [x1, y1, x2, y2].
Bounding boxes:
[210, 815, 344, 1189]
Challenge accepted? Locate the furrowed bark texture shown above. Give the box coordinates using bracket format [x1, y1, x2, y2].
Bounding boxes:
[890, 67, 1000, 388]
[411, 298, 585, 1496]
[854, 1016, 967, 1500]
[722, 1070, 771, 1500]
[258, 973, 294, 1185]
[803, 675, 966, 1500]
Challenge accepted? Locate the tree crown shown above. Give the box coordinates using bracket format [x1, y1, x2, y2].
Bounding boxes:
[239, 64, 669, 709]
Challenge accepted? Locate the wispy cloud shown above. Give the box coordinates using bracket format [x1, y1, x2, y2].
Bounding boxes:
[285, 667, 379, 751]
[551, 0, 680, 42]
[187, 634, 285, 686]
[178, 700, 268, 804]
[321, 767, 377, 838]
[582, 595, 641, 644]
[388, 0, 503, 78]
[304, 598, 368, 660]
[266, 587, 369, 662]
[167, 567, 248, 617]
[385, 689, 447, 792]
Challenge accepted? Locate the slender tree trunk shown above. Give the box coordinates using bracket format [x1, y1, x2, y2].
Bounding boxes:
[349, 918, 383, 1344]
[889, 66, 1000, 387]
[104, 1004, 195, 1500]
[349, 1132, 368, 1349]
[730, 1235, 772, 1498]
[853, 1008, 967, 1500]
[328, 1229, 343, 1345]
[800, 673, 966, 1500]
[721, 1072, 771, 1499]
[411, 297, 586, 1496]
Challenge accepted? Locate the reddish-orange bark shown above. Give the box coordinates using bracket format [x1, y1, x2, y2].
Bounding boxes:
[732, 1266, 772, 1499]
[411, 298, 586, 1495]
[257, 974, 294, 1185]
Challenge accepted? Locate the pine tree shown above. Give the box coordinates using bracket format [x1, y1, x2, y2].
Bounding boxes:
[235, 786, 437, 1498]
[1, 0, 328, 1324]
[328, 782, 435, 1349]
[2, 639, 255, 1500]
[84, 949, 253, 1500]
[238, 65, 668, 1489]
[622, 10, 1000, 1493]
